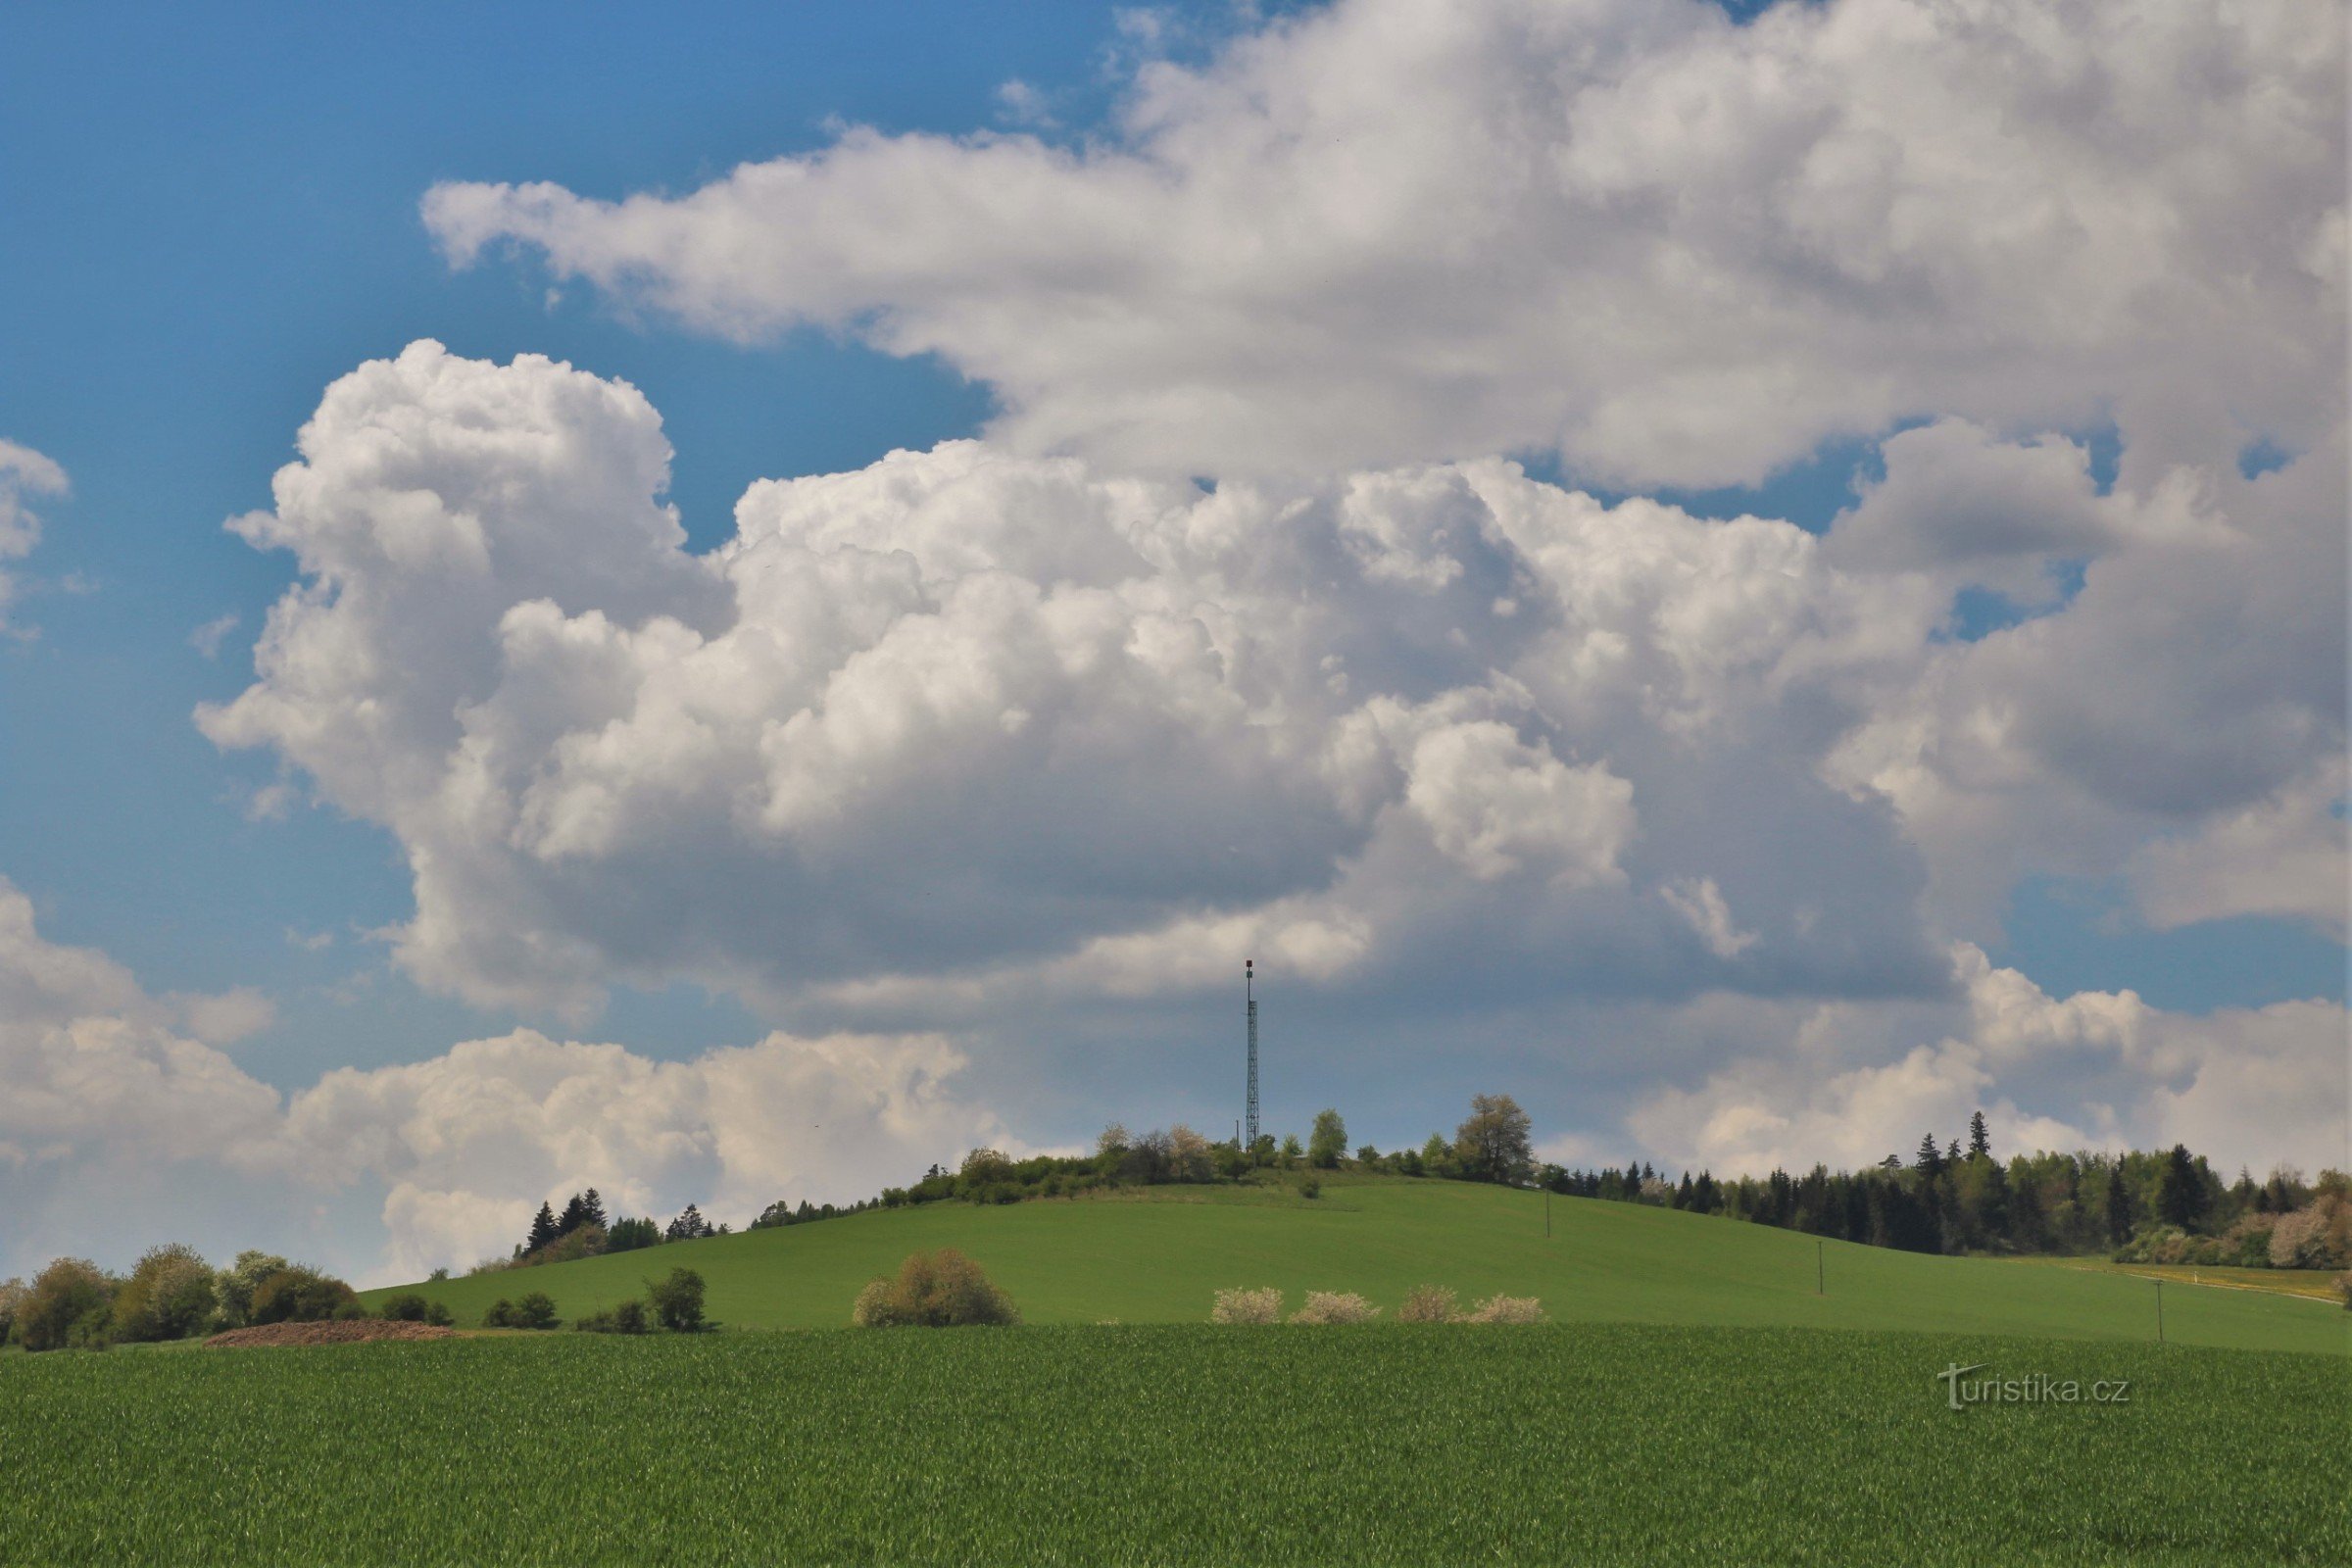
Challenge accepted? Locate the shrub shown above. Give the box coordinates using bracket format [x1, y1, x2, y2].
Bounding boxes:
[2269, 1193, 2352, 1270]
[1168, 1124, 1214, 1183]
[574, 1298, 651, 1335]
[2336, 1272, 2352, 1312]
[647, 1267, 709, 1332]
[520, 1224, 607, 1268]
[211, 1250, 289, 1329]
[850, 1280, 893, 1327]
[1462, 1294, 1544, 1324]
[482, 1298, 519, 1329]
[1396, 1285, 1458, 1323]
[850, 1250, 1018, 1327]
[1291, 1292, 1380, 1325]
[110, 1244, 218, 1343]
[425, 1299, 456, 1328]
[249, 1266, 360, 1325]
[0, 1277, 25, 1344]
[16, 1258, 115, 1352]
[959, 1148, 1015, 1185]
[513, 1291, 561, 1330]
[1298, 1175, 1323, 1200]
[1210, 1287, 1284, 1325]
[379, 1293, 430, 1322]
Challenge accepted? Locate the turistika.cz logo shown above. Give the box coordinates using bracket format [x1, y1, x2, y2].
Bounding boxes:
[1936, 1363, 2132, 1411]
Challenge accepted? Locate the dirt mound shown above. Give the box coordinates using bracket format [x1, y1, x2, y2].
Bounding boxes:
[206, 1320, 458, 1349]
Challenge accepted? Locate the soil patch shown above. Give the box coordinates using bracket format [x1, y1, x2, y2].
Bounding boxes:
[205, 1320, 458, 1349]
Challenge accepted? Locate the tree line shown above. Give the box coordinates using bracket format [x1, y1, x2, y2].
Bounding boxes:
[1540, 1112, 2351, 1273]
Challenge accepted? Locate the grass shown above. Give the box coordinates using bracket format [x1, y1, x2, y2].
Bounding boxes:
[3, 1324, 2343, 1565]
[367, 1174, 2349, 1355]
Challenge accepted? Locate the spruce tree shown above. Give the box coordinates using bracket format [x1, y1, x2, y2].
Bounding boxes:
[1914, 1133, 1943, 1177]
[525, 1200, 559, 1254]
[581, 1188, 608, 1229]
[2156, 1144, 2205, 1229]
[1967, 1110, 1990, 1161]
[2104, 1164, 2132, 1244]
[557, 1194, 588, 1238]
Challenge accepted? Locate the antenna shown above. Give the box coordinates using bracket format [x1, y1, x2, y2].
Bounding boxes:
[1245, 958, 1259, 1160]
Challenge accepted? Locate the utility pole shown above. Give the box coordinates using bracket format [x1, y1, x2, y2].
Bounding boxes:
[1245, 959, 1259, 1163]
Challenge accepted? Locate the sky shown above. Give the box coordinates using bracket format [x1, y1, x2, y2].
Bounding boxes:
[1, 0, 2344, 1285]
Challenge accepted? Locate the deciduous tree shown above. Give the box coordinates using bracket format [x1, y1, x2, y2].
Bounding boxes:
[1307, 1108, 1348, 1169]
[1453, 1094, 1534, 1185]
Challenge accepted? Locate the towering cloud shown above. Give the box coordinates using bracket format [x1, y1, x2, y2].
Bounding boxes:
[200, 342, 1981, 1021]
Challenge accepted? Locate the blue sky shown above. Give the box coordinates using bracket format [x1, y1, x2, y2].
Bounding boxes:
[1, 0, 2341, 1280]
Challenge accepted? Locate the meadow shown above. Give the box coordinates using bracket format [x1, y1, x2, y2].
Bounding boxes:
[365, 1176, 2347, 1355]
[4, 1323, 2344, 1565]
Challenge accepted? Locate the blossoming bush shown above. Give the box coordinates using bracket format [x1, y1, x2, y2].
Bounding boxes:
[1209, 1287, 1283, 1324]
[1290, 1292, 1380, 1325]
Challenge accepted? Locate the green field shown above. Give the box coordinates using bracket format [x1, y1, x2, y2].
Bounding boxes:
[367, 1176, 2347, 1355]
[5, 1325, 2344, 1565]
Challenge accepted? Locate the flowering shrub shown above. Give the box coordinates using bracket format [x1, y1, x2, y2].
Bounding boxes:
[1462, 1294, 1544, 1324]
[1396, 1285, 1458, 1322]
[1290, 1292, 1380, 1325]
[1209, 1288, 1284, 1324]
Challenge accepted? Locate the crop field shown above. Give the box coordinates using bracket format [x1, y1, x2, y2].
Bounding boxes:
[363, 1176, 2347, 1355]
[3, 1324, 2344, 1565]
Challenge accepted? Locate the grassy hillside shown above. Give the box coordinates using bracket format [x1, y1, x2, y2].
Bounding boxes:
[10, 1326, 2347, 1564]
[366, 1174, 2349, 1355]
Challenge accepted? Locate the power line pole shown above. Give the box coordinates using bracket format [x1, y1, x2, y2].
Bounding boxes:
[1245, 958, 1259, 1163]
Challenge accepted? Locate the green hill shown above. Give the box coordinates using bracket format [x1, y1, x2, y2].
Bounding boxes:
[367, 1174, 2348, 1354]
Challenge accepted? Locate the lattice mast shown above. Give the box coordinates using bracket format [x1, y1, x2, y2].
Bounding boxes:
[1245, 958, 1259, 1157]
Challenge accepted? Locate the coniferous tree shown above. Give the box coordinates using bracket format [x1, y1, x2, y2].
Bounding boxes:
[1944, 1138, 1962, 1167]
[1914, 1133, 1944, 1178]
[557, 1194, 589, 1238]
[2156, 1144, 2205, 1228]
[1967, 1111, 1991, 1161]
[2104, 1164, 2132, 1244]
[581, 1188, 608, 1229]
[525, 1200, 560, 1254]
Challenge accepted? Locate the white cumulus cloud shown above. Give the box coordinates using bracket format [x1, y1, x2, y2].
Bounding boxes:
[0, 437, 69, 632]
[0, 875, 1029, 1285]
[423, 0, 2342, 490]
